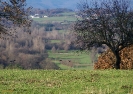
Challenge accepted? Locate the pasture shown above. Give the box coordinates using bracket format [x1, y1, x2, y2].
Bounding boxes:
[48, 50, 93, 70]
[0, 70, 132, 94]
[32, 16, 77, 23]
[32, 12, 78, 23]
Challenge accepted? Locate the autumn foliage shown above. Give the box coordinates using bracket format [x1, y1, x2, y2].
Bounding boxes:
[94, 45, 133, 69]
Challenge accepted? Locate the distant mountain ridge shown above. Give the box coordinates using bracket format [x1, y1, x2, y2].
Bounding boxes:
[27, 0, 133, 9]
[26, 0, 79, 10]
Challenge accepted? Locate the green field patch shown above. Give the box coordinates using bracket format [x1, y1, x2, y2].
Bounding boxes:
[0, 70, 132, 94]
[52, 60, 71, 70]
[48, 50, 92, 70]
[58, 30, 68, 33]
[32, 16, 77, 23]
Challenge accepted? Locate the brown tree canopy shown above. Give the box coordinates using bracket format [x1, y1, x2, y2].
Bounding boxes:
[0, 0, 31, 37]
[74, 0, 133, 69]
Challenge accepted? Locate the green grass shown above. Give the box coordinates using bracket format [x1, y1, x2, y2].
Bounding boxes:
[0, 69, 133, 94]
[48, 50, 93, 70]
[48, 50, 91, 63]
[33, 16, 77, 23]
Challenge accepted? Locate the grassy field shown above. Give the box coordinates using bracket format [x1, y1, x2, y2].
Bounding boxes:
[0, 69, 133, 94]
[32, 12, 77, 23]
[48, 50, 92, 70]
[33, 16, 77, 23]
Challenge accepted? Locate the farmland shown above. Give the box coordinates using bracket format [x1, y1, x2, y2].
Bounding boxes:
[0, 7, 133, 94]
[31, 11, 92, 70]
[0, 69, 133, 94]
[33, 16, 77, 23]
[48, 50, 93, 70]
[32, 12, 77, 23]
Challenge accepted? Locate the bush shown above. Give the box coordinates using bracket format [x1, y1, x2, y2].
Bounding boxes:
[39, 59, 60, 70]
[94, 45, 133, 69]
[5, 64, 23, 69]
[0, 64, 4, 69]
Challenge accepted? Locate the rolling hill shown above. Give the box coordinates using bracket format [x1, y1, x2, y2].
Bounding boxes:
[27, 0, 133, 10]
[26, 0, 79, 9]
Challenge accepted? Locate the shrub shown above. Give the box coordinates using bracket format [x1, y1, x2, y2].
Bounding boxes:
[94, 45, 133, 69]
[39, 59, 60, 70]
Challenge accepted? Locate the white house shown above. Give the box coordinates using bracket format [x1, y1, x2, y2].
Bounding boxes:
[44, 15, 48, 18]
[30, 14, 40, 18]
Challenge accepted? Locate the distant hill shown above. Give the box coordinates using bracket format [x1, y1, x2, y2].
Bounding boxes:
[26, 0, 79, 10]
[27, 0, 133, 10]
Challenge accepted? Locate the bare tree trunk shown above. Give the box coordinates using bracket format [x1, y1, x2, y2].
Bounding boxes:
[114, 51, 121, 69]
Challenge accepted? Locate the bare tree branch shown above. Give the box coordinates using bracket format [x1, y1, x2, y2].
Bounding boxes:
[74, 0, 133, 69]
[0, 0, 32, 38]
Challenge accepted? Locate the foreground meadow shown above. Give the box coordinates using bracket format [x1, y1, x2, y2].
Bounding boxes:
[0, 70, 133, 94]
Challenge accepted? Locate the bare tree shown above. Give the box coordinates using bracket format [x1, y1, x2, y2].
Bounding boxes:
[0, 0, 31, 37]
[74, 0, 133, 69]
[51, 46, 56, 53]
[90, 47, 97, 63]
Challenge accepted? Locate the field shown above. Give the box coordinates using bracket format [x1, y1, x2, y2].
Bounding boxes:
[33, 16, 77, 23]
[0, 69, 133, 94]
[48, 50, 93, 70]
[32, 12, 79, 23]
[21, 11, 133, 94]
